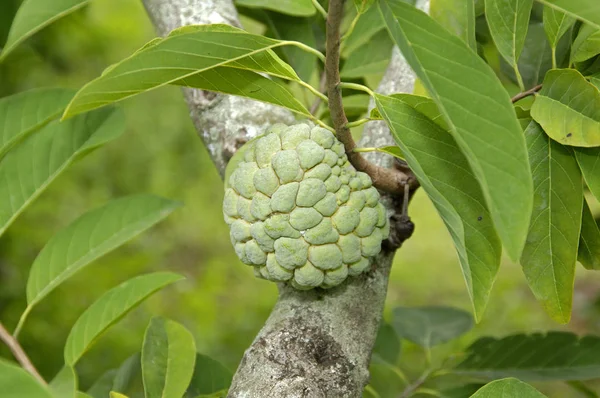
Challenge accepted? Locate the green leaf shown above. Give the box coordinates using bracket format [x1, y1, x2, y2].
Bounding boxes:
[367, 363, 404, 397]
[536, 0, 600, 30]
[531, 69, 600, 147]
[142, 317, 196, 398]
[456, 332, 600, 380]
[431, 0, 477, 50]
[354, 0, 377, 14]
[110, 393, 129, 398]
[366, 146, 406, 161]
[572, 24, 600, 63]
[440, 385, 485, 398]
[469, 378, 547, 397]
[376, 95, 502, 320]
[520, 122, 583, 323]
[50, 366, 78, 398]
[0, 0, 90, 61]
[342, 5, 384, 57]
[341, 30, 393, 78]
[320, 94, 371, 119]
[544, 6, 576, 51]
[0, 88, 74, 159]
[575, 147, 600, 201]
[185, 354, 233, 398]
[26, 195, 179, 312]
[372, 322, 401, 365]
[87, 370, 118, 398]
[387, 93, 447, 130]
[0, 107, 125, 238]
[64, 272, 184, 366]
[112, 354, 141, 395]
[515, 105, 532, 130]
[578, 198, 600, 270]
[63, 25, 313, 119]
[0, 359, 52, 398]
[76, 393, 94, 398]
[391, 306, 474, 348]
[235, 0, 316, 16]
[380, 0, 533, 261]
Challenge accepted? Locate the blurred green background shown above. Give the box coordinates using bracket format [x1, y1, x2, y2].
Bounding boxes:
[1, 0, 600, 394]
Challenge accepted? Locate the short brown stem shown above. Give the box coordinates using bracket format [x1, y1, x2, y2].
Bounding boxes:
[511, 84, 542, 103]
[0, 323, 46, 385]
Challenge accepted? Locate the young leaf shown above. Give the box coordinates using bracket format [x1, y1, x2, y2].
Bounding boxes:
[544, 6, 576, 53]
[235, 0, 316, 16]
[456, 332, 600, 380]
[25, 195, 180, 313]
[574, 147, 600, 201]
[578, 199, 600, 270]
[431, 0, 477, 50]
[531, 69, 600, 147]
[372, 322, 401, 365]
[485, 0, 534, 89]
[184, 354, 232, 398]
[0, 0, 90, 61]
[49, 366, 78, 398]
[0, 359, 52, 398]
[64, 272, 184, 366]
[376, 95, 502, 320]
[0, 88, 74, 158]
[571, 24, 600, 63]
[470, 378, 547, 397]
[536, 0, 600, 30]
[142, 317, 196, 398]
[341, 30, 393, 78]
[520, 122, 583, 323]
[380, 0, 533, 261]
[0, 107, 125, 238]
[63, 25, 315, 119]
[391, 306, 474, 348]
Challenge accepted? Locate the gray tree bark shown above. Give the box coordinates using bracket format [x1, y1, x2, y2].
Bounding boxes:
[142, 1, 428, 396]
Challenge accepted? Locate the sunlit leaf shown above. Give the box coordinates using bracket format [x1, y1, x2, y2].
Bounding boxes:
[184, 354, 233, 398]
[341, 30, 393, 78]
[578, 199, 600, 270]
[456, 332, 600, 380]
[536, 0, 600, 30]
[0, 88, 74, 159]
[0, 359, 52, 398]
[49, 366, 77, 398]
[531, 69, 600, 147]
[235, 0, 316, 16]
[372, 322, 401, 365]
[64, 272, 184, 366]
[575, 147, 600, 201]
[431, 0, 476, 50]
[572, 24, 600, 64]
[469, 378, 547, 397]
[381, 0, 533, 261]
[376, 95, 502, 320]
[0, 0, 90, 61]
[0, 107, 125, 238]
[543, 6, 576, 51]
[142, 317, 196, 398]
[109, 393, 129, 398]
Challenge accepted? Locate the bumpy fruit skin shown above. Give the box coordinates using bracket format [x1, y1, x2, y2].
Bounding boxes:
[223, 123, 390, 289]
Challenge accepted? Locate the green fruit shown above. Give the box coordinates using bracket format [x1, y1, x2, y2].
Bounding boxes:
[224, 123, 389, 289]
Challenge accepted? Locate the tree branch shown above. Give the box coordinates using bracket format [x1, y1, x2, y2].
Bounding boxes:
[0, 323, 46, 385]
[511, 84, 542, 104]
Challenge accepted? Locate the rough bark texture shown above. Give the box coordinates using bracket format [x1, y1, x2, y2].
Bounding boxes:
[142, 1, 428, 396]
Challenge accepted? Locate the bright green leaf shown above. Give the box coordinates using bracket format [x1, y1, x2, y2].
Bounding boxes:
[578, 198, 600, 270]
[575, 147, 600, 201]
[376, 95, 502, 320]
[431, 0, 477, 50]
[0, 0, 89, 61]
[142, 317, 196, 398]
[50, 366, 78, 398]
[184, 354, 233, 398]
[0, 107, 125, 238]
[341, 30, 393, 78]
[372, 322, 401, 365]
[0, 88, 74, 159]
[531, 69, 600, 147]
[0, 359, 52, 398]
[470, 378, 547, 397]
[26, 195, 180, 312]
[536, 0, 600, 30]
[64, 272, 184, 366]
[235, 0, 316, 16]
[544, 6, 576, 51]
[380, 0, 533, 261]
[391, 306, 474, 348]
[109, 393, 129, 398]
[520, 122, 583, 323]
[457, 332, 600, 380]
[572, 24, 600, 63]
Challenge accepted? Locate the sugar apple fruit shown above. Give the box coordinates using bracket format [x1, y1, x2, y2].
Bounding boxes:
[223, 123, 390, 289]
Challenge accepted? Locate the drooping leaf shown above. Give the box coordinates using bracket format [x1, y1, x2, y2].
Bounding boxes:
[578, 199, 600, 270]
[63, 25, 314, 119]
[536, 0, 600, 30]
[64, 272, 184, 366]
[376, 95, 502, 320]
[575, 147, 600, 201]
[391, 306, 474, 348]
[184, 354, 233, 398]
[431, 0, 477, 50]
[380, 0, 533, 261]
[544, 6, 576, 52]
[0, 107, 125, 238]
[0, 0, 90, 61]
[142, 317, 196, 398]
[372, 322, 401, 365]
[456, 332, 600, 380]
[485, 0, 534, 88]
[469, 378, 547, 397]
[26, 195, 180, 312]
[531, 69, 600, 147]
[235, 0, 316, 16]
[571, 24, 600, 63]
[520, 122, 583, 323]
[0, 359, 52, 398]
[341, 30, 393, 78]
[49, 366, 78, 398]
[0, 88, 74, 158]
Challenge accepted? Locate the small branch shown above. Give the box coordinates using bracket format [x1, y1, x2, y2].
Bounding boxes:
[326, 0, 415, 195]
[346, 118, 372, 128]
[338, 81, 375, 96]
[0, 323, 46, 385]
[312, 0, 328, 19]
[511, 84, 542, 103]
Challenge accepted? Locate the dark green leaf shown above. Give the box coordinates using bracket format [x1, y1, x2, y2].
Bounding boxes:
[567, 381, 600, 398]
[575, 147, 600, 201]
[112, 354, 141, 395]
[536, 0, 600, 30]
[235, 0, 316, 16]
[470, 378, 547, 397]
[341, 5, 383, 57]
[531, 69, 600, 147]
[0, 359, 52, 398]
[372, 322, 401, 365]
[87, 370, 118, 398]
[109, 393, 128, 398]
[544, 6, 576, 51]
[431, 0, 477, 50]
[354, 0, 376, 14]
[76, 393, 94, 398]
[341, 30, 393, 78]
[376, 95, 502, 320]
[367, 363, 404, 398]
[64, 272, 184, 366]
[515, 105, 532, 129]
[185, 354, 233, 398]
[380, 0, 533, 261]
[142, 317, 196, 398]
[571, 24, 600, 63]
[456, 332, 600, 380]
[578, 198, 600, 270]
[49, 366, 77, 398]
[387, 93, 447, 130]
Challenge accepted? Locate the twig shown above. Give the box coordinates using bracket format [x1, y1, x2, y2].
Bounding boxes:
[0, 322, 46, 385]
[399, 369, 432, 398]
[310, 69, 327, 115]
[311, 0, 328, 19]
[325, 0, 414, 195]
[511, 84, 542, 103]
